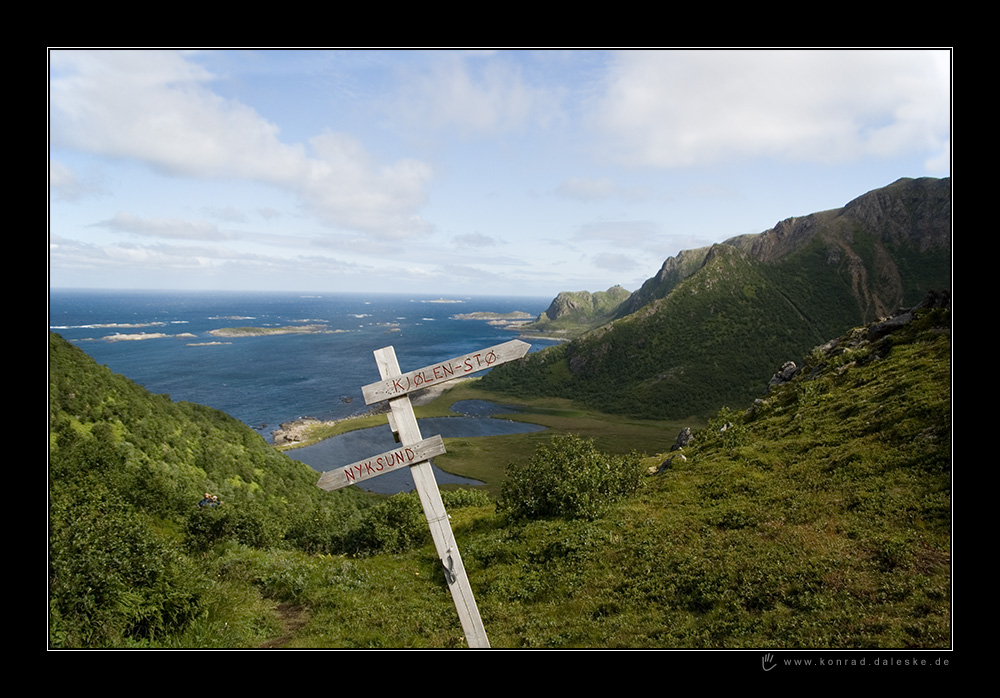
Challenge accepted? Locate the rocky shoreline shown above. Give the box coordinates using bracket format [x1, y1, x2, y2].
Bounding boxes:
[270, 378, 472, 446]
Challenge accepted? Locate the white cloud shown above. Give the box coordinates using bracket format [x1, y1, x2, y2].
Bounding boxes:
[593, 252, 639, 272]
[204, 206, 248, 223]
[50, 50, 433, 238]
[50, 230, 368, 286]
[557, 176, 618, 201]
[49, 160, 107, 202]
[453, 232, 500, 247]
[595, 49, 950, 170]
[393, 51, 566, 137]
[93, 212, 233, 241]
[50, 234, 218, 274]
[574, 220, 660, 247]
[50, 50, 303, 180]
[555, 176, 650, 203]
[300, 130, 433, 238]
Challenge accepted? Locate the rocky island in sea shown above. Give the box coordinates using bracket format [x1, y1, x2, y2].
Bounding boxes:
[209, 324, 339, 337]
[452, 311, 533, 331]
[106, 332, 197, 342]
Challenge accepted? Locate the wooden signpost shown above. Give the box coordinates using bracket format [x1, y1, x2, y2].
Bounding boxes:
[318, 338, 531, 648]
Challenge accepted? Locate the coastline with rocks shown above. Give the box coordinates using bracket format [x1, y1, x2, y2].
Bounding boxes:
[270, 378, 471, 447]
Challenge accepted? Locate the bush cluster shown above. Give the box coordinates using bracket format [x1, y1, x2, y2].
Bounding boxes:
[342, 492, 428, 555]
[498, 435, 643, 521]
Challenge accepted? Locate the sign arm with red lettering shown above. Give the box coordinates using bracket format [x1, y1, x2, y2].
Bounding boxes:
[316, 435, 446, 492]
[362, 339, 529, 405]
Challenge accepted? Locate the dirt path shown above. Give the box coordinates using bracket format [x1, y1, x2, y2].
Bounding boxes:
[258, 603, 310, 648]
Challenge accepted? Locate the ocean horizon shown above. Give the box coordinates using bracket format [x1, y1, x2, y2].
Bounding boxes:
[49, 288, 558, 445]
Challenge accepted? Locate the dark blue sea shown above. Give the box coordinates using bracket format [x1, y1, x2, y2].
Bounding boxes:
[49, 289, 556, 492]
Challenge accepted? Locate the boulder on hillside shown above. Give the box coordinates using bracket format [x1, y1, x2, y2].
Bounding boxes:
[768, 361, 799, 390]
[671, 427, 693, 451]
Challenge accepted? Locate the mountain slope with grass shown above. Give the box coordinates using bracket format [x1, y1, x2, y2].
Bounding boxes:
[49, 289, 950, 647]
[48, 332, 367, 646]
[48, 332, 492, 647]
[485, 177, 951, 420]
[275, 294, 952, 648]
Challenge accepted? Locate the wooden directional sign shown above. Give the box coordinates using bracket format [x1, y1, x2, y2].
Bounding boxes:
[316, 435, 446, 492]
[362, 339, 530, 405]
[318, 339, 532, 649]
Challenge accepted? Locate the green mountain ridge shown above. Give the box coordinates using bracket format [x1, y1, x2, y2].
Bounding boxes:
[486, 177, 951, 420]
[524, 285, 632, 338]
[619, 176, 950, 319]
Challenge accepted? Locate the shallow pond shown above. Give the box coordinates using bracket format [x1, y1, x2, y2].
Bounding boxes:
[289, 402, 544, 494]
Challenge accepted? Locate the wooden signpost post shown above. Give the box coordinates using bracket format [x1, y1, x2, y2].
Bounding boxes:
[317, 338, 531, 649]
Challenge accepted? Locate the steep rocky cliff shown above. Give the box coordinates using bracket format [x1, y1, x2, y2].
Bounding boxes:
[485, 177, 951, 419]
[617, 176, 951, 323]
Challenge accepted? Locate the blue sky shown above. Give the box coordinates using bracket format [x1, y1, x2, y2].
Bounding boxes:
[49, 49, 951, 298]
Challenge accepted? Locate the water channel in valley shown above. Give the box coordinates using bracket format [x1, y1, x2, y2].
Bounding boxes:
[289, 401, 546, 494]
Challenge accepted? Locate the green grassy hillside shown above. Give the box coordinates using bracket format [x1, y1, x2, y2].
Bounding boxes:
[463, 299, 949, 648]
[483, 244, 838, 418]
[264, 299, 952, 648]
[49, 333, 489, 647]
[49, 294, 950, 648]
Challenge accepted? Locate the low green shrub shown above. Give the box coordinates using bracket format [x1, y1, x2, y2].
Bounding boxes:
[343, 492, 429, 555]
[498, 435, 643, 521]
[185, 501, 285, 552]
[442, 488, 492, 509]
[49, 487, 203, 647]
